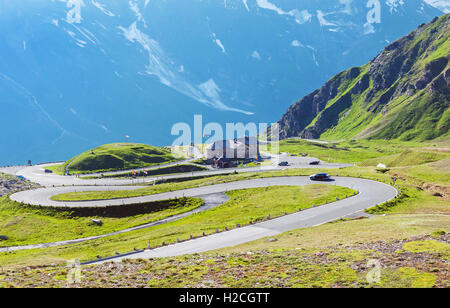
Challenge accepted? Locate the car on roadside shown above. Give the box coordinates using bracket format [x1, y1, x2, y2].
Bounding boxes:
[310, 173, 331, 181]
[44, 169, 53, 174]
[309, 161, 320, 165]
[278, 161, 289, 166]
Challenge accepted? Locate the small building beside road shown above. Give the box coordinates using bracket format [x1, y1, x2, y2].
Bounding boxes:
[206, 137, 260, 162]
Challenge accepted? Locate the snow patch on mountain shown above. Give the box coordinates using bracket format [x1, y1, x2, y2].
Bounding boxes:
[91, 0, 115, 17]
[198, 79, 222, 105]
[242, 0, 250, 11]
[424, 0, 450, 13]
[385, 0, 405, 13]
[364, 22, 376, 34]
[212, 33, 227, 54]
[291, 40, 303, 47]
[198, 79, 253, 115]
[251, 50, 262, 60]
[73, 24, 99, 45]
[119, 22, 251, 115]
[256, 0, 312, 24]
[129, 0, 147, 27]
[295, 10, 313, 24]
[317, 10, 339, 26]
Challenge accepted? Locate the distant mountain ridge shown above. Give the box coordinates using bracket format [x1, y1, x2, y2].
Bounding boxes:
[0, 0, 445, 164]
[277, 14, 450, 142]
[425, 0, 450, 13]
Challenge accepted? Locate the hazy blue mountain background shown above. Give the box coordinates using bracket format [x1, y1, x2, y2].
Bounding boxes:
[0, 0, 446, 165]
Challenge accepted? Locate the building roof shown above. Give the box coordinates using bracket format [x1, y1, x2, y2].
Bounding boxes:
[210, 136, 258, 151]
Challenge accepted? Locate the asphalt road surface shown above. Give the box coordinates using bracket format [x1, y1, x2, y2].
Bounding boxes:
[6, 176, 397, 261]
[3, 159, 397, 263]
[14, 158, 351, 187]
[93, 176, 397, 263]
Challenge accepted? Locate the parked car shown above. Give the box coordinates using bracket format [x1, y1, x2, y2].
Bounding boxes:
[44, 169, 53, 174]
[310, 173, 331, 181]
[309, 161, 320, 165]
[278, 161, 289, 166]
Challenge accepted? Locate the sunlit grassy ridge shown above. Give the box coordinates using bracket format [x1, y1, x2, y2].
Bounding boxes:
[56, 143, 180, 175]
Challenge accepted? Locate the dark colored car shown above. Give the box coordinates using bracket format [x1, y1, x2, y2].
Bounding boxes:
[44, 169, 53, 174]
[309, 161, 320, 165]
[278, 161, 289, 166]
[310, 173, 331, 181]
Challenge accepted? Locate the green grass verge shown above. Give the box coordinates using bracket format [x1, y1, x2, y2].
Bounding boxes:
[389, 158, 450, 187]
[45, 164, 65, 175]
[1, 227, 447, 288]
[359, 149, 450, 167]
[0, 197, 203, 247]
[221, 214, 449, 253]
[0, 185, 354, 269]
[402, 239, 450, 260]
[278, 138, 432, 164]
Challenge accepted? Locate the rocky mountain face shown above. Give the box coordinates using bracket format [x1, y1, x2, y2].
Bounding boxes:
[0, 0, 445, 164]
[277, 14, 449, 141]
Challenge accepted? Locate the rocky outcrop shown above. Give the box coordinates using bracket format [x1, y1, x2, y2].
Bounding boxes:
[0, 174, 39, 197]
[415, 56, 448, 90]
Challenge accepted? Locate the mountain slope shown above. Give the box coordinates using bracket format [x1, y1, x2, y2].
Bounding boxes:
[0, 0, 444, 165]
[277, 14, 450, 142]
[62, 143, 179, 174]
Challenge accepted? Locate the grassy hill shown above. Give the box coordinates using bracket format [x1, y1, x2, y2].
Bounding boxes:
[56, 143, 181, 174]
[0, 137, 449, 287]
[277, 14, 449, 142]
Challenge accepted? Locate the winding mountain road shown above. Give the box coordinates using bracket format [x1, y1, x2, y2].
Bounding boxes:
[90, 176, 397, 264]
[2, 159, 397, 263]
[14, 156, 351, 187]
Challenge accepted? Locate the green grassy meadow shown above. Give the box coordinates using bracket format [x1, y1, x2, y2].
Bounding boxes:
[0, 197, 203, 247]
[49, 143, 181, 175]
[0, 185, 354, 269]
